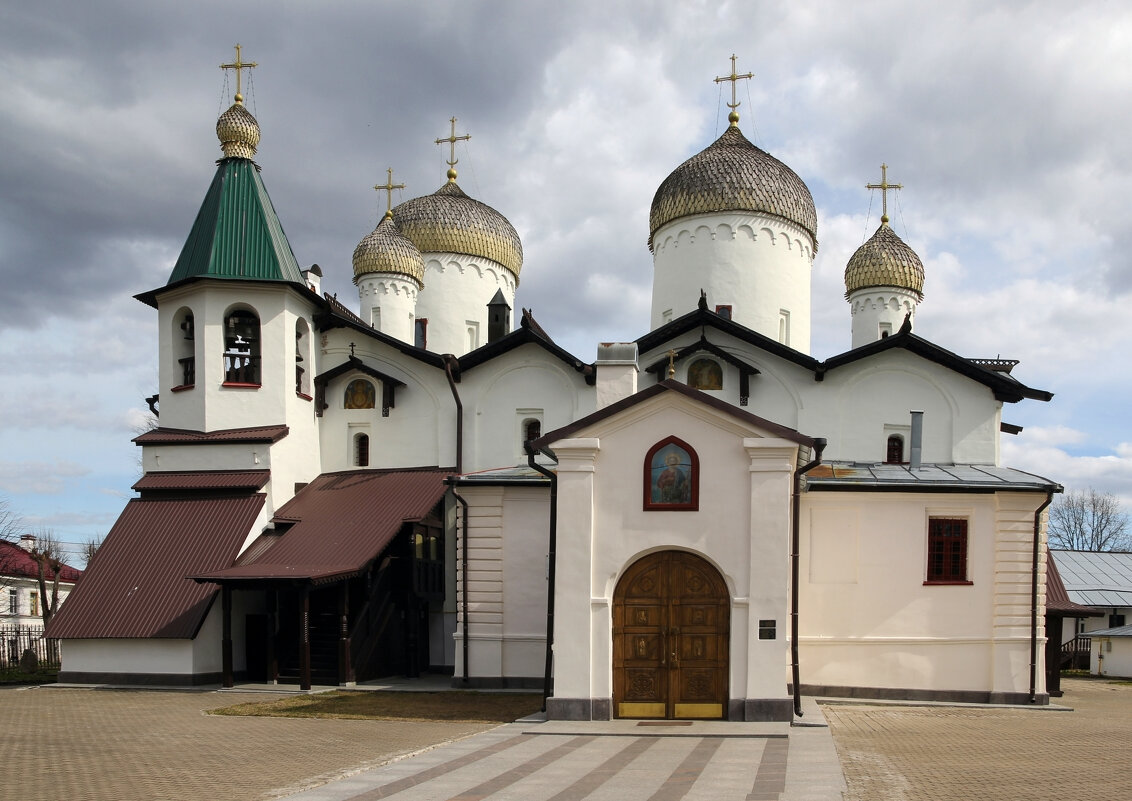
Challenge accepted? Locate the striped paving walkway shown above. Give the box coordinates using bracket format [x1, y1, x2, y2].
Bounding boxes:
[282, 709, 845, 801]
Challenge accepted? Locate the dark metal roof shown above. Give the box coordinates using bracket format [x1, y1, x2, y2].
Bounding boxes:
[132, 470, 271, 492]
[819, 330, 1052, 404]
[0, 540, 82, 583]
[133, 425, 289, 446]
[458, 311, 593, 382]
[45, 495, 264, 639]
[1050, 550, 1132, 607]
[532, 379, 817, 453]
[194, 469, 451, 584]
[1046, 550, 1103, 616]
[805, 461, 1060, 493]
[166, 158, 305, 286]
[313, 294, 446, 368]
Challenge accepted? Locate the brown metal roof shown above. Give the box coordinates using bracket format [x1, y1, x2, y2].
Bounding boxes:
[133, 425, 289, 445]
[0, 540, 83, 583]
[195, 469, 450, 584]
[46, 495, 264, 639]
[132, 470, 271, 492]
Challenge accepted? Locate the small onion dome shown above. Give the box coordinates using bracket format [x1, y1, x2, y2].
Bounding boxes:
[352, 212, 425, 287]
[649, 125, 818, 252]
[216, 97, 260, 159]
[844, 222, 925, 299]
[392, 181, 523, 279]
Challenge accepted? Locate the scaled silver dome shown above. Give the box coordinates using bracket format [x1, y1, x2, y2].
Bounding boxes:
[844, 223, 924, 298]
[649, 125, 817, 251]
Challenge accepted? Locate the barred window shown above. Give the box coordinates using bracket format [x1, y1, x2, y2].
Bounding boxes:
[927, 518, 969, 583]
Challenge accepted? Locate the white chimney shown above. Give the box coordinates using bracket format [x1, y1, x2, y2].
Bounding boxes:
[909, 410, 924, 470]
[595, 343, 639, 409]
[18, 534, 37, 552]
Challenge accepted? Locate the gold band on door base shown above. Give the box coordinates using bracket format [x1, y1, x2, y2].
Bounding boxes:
[618, 702, 665, 718]
[674, 703, 724, 719]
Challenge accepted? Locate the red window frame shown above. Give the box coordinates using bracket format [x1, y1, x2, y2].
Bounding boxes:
[925, 517, 971, 584]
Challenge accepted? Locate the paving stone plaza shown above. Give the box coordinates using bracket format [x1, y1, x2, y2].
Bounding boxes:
[1, 678, 1127, 800]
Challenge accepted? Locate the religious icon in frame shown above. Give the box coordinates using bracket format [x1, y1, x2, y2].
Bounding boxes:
[643, 436, 699, 511]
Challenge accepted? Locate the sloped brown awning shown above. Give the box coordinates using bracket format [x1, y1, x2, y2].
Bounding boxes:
[46, 495, 265, 639]
[193, 468, 451, 586]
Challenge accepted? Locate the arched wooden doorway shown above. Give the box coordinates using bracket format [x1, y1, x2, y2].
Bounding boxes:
[612, 551, 729, 719]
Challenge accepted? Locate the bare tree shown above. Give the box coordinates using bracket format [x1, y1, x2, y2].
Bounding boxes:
[1048, 488, 1131, 551]
[80, 536, 103, 569]
[0, 498, 25, 589]
[25, 529, 70, 625]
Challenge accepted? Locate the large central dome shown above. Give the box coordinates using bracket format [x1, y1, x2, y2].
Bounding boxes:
[392, 182, 523, 279]
[649, 125, 817, 251]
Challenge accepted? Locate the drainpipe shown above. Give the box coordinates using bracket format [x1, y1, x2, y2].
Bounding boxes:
[443, 355, 463, 474]
[1030, 490, 1055, 703]
[446, 478, 471, 685]
[525, 442, 559, 713]
[791, 438, 826, 719]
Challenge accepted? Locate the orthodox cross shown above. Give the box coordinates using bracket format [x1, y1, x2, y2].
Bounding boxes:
[866, 163, 903, 224]
[374, 168, 405, 217]
[435, 117, 471, 180]
[349, 342, 356, 357]
[666, 349, 679, 379]
[220, 44, 257, 101]
[714, 54, 753, 123]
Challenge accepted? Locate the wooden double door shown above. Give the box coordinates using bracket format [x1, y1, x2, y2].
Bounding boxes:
[612, 551, 729, 719]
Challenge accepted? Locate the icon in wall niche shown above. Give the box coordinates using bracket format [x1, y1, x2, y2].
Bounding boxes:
[644, 436, 699, 511]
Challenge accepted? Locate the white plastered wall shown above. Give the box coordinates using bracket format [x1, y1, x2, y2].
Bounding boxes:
[651, 213, 814, 354]
[414, 254, 516, 357]
[549, 391, 799, 713]
[798, 490, 1046, 697]
[355, 274, 420, 343]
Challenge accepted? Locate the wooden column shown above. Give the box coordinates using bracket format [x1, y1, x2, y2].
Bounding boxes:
[300, 586, 311, 691]
[338, 582, 354, 685]
[266, 588, 278, 683]
[221, 585, 233, 688]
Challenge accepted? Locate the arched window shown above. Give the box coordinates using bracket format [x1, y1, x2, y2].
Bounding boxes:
[687, 358, 722, 391]
[886, 434, 904, 464]
[344, 379, 376, 409]
[295, 319, 311, 397]
[223, 309, 260, 385]
[173, 308, 195, 389]
[643, 436, 699, 511]
[524, 418, 541, 443]
[354, 433, 370, 467]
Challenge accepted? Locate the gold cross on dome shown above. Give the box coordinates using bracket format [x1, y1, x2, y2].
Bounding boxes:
[714, 54, 754, 123]
[374, 168, 405, 217]
[435, 117, 471, 180]
[866, 163, 903, 224]
[220, 44, 257, 102]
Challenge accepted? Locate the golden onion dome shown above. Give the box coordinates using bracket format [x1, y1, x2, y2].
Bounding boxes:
[216, 96, 260, 159]
[649, 125, 817, 251]
[844, 222, 925, 299]
[352, 212, 425, 286]
[392, 181, 523, 279]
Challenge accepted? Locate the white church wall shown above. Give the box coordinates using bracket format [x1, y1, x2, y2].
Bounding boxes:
[549, 391, 800, 719]
[356, 274, 419, 343]
[651, 213, 814, 353]
[414, 254, 517, 357]
[462, 349, 591, 471]
[799, 490, 1046, 699]
[500, 488, 551, 681]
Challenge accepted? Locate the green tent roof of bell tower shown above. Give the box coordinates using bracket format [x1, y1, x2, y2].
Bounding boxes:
[166, 157, 304, 285]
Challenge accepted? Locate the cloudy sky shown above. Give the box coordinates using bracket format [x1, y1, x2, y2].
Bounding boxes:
[2, 0, 1130, 564]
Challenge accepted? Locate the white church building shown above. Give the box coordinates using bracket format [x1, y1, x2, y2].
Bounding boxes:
[48, 58, 1061, 721]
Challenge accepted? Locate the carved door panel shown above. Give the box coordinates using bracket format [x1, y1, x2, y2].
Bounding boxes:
[613, 551, 728, 719]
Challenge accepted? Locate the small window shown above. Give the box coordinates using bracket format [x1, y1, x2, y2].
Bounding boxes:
[687, 358, 723, 391]
[879, 322, 893, 339]
[295, 320, 311, 397]
[354, 433, 370, 467]
[927, 518, 969, 583]
[223, 310, 261, 385]
[415, 318, 428, 349]
[524, 418, 541, 443]
[715, 305, 732, 320]
[886, 434, 904, 464]
[8, 589, 16, 614]
[1110, 613, 1126, 628]
[466, 321, 480, 351]
[29, 591, 38, 617]
[174, 309, 195, 389]
[344, 379, 376, 409]
[371, 307, 381, 330]
[662, 309, 673, 324]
